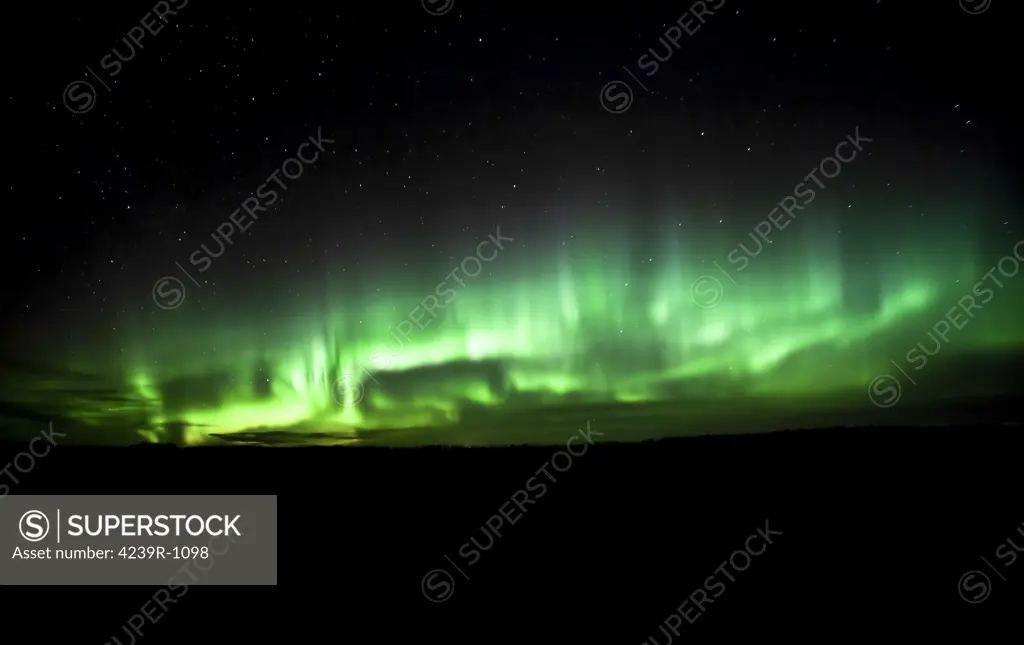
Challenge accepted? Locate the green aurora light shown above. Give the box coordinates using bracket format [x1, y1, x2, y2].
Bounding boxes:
[3, 215, 1022, 445]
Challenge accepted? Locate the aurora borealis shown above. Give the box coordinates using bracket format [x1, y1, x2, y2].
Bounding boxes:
[4, 0, 1020, 446]
[3, 207, 1021, 446]
[6, 5, 1022, 645]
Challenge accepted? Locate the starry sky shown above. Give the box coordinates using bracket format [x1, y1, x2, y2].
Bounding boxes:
[1, 0, 1020, 445]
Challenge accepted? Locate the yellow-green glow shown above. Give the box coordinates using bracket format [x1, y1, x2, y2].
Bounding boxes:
[5, 218, 1021, 445]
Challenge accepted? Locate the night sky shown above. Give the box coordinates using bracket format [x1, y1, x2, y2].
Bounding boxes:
[2, 0, 1020, 445]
